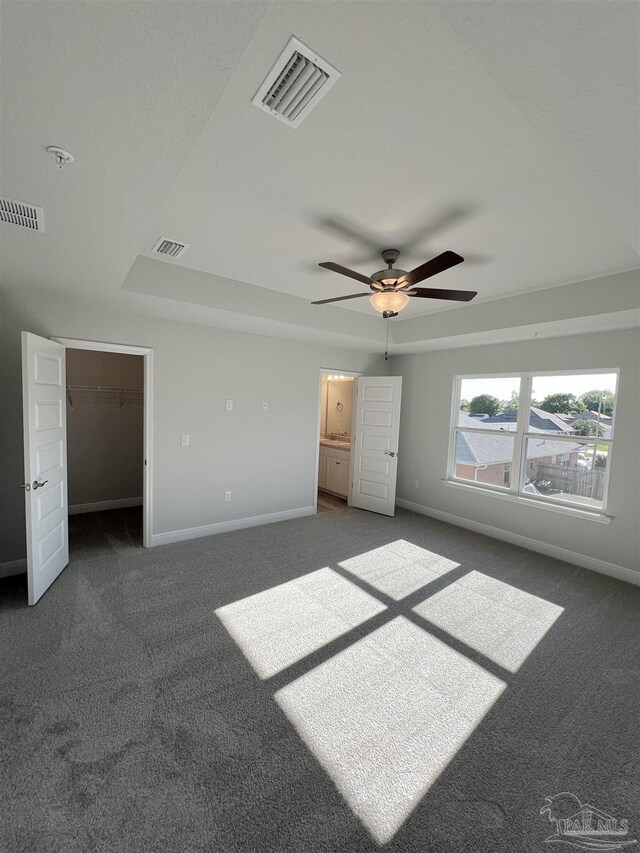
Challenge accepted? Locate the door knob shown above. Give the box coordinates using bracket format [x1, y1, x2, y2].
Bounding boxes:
[384, 451, 398, 458]
[32, 480, 49, 490]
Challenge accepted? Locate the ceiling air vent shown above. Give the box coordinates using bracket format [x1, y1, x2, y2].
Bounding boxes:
[252, 36, 340, 128]
[0, 197, 44, 232]
[152, 237, 188, 259]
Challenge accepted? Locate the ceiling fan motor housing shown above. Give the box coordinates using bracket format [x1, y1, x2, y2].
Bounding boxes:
[371, 268, 407, 284]
[371, 249, 407, 285]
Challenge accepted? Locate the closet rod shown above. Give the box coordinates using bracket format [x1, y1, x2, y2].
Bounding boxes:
[66, 385, 143, 392]
[66, 385, 143, 409]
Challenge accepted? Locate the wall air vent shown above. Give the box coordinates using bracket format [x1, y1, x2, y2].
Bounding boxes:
[0, 197, 44, 232]
[152, 237, 188, 259]
[252, 36, 341, 128]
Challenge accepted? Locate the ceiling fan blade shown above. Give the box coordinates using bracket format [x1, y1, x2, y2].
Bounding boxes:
[407, 287, 477, 302]
[319, 261, 379, 288]
[397, 251, 464, 287]
[311, 292, 371, 305]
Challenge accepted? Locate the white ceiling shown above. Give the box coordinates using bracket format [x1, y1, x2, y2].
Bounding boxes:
[0, 0, 267, 296]
[1, 1, 638, 348]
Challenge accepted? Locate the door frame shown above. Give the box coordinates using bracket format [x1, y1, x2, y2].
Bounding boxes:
[52, 337, 153, 548]
[314, 367, 361, 512]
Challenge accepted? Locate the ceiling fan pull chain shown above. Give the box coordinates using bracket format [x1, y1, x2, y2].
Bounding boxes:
[385, 318, 389, 361]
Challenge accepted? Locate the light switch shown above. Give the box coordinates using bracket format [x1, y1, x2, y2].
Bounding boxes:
[226, 399, 233, 411]
[181, 434, 190, 446]
[262, 402, 269, 411]
[224, 491, 231, 502]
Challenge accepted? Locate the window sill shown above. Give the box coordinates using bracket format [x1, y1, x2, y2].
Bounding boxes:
[441, 478, 612, 524]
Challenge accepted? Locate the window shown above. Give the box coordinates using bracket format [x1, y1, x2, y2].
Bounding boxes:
[450, 371, 618, 513]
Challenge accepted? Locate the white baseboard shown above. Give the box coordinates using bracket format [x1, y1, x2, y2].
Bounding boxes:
[396, 498, 639, 587]
[69, 497, 143, 515]
[151, 505, 316, 547]
[0, 558, 27, 579]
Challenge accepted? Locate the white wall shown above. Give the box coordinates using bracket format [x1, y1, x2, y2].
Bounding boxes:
[390, 328, 640, 577]
[66, 350, 143, 508]
[0, 289, 386, 563]
[326, 378, 354, 436]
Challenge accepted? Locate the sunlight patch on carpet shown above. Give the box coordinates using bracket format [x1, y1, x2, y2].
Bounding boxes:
[413, 571, 564, 673]
[275, 616, 505, 845]
[338, 540, 459, 600]
[215, 567, 386, 679]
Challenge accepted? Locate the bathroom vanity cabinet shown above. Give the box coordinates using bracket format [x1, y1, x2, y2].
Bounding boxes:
[318, 442, 350, 497]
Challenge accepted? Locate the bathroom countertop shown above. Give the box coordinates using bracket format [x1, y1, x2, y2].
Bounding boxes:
[320, 439, 351, 450]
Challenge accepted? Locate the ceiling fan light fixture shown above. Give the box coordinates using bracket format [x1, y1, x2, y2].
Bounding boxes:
[369, 290, 410, 315]
[314, 249, 472, 310]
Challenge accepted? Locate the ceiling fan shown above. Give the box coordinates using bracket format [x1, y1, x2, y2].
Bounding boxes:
[312, 249, 477, 318]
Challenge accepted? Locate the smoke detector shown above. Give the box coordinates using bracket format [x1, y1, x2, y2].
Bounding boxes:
[252, 36, 340, 128]
[47, 146, 74, 169]
[0, 196, 45, 231]
[152, 237, 189, 259]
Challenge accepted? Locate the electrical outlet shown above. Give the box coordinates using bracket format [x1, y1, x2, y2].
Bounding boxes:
[262, 402, 269, 411]
[181, 434, 190, 446]
[225, 399, 233, 411]
[414, 479, 419, 488]
[224, 491, 231, 502]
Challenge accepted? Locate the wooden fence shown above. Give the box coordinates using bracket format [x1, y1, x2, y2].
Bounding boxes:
[534, 462, 605, 501]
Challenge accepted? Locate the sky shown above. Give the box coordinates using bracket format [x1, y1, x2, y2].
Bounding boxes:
[461, 373, 617, 402]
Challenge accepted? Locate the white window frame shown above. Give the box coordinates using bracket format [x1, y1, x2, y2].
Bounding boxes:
[446, 369, 619, 522]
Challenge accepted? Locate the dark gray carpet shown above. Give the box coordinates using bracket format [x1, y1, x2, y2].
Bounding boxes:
[68, 506, 142, 557]
[1, 506, 638, 852]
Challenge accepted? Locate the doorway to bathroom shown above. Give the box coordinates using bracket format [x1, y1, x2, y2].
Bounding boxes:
[315, 369, 359, 513]
[314, 371, 404, 519]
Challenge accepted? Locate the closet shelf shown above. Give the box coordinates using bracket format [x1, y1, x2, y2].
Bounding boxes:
[66, 385, 143, 408]
[66, 385, 143, 392]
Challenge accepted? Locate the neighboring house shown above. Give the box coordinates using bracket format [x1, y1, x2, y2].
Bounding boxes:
[483, 407, 575, 433]
[558, 410, 613, 425]
[566, 410, 613, 438]
[456, 412, 581, 486]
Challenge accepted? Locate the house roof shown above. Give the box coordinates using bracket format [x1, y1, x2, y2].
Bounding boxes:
[457, 412, 582, 466]
[483, 407, 574, 432]
[530, 407, 575, 431]
[571, 410, 614, 423]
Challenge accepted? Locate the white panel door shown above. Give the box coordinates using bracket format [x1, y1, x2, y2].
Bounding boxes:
[21, 332, 69, 605]
[350, 376, 402, 516]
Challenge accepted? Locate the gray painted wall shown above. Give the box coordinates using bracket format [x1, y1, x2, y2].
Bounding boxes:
[0, 289, 387, 564]
[66, 350, 144, 507]
[390, 328, 640, 574]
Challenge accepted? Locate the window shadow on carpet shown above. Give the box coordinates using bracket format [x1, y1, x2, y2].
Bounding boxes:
[216, 537, 564, 845]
